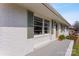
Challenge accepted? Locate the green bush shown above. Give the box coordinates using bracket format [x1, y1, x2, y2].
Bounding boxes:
[66, 35, 70, 39]
[66, 35, 77, 40]
[58, 35, 65, 40]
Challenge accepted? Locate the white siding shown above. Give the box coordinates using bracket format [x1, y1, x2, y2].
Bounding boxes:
[0, 4, 31, 56]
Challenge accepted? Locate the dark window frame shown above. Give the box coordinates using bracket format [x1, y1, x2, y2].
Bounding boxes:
[34, 16, 43, 35]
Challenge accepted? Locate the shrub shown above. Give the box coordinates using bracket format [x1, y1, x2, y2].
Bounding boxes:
[66, 35, 70, 39]
[58, 35, 65, 40]
[66, 35, 78, 40]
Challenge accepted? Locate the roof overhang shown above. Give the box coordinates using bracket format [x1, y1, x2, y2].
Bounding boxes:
[16, 3, 70, 26]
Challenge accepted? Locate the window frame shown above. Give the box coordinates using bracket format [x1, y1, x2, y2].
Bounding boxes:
[33, 16, 50, 37]
[34, 16, 43, 35]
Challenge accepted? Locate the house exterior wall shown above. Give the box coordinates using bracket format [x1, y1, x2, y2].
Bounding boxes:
[0, 4, 69, 56]
[0, 4, 32, 56]
[0, 4, 54, 56]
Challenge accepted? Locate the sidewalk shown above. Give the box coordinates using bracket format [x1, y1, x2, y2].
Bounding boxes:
[26, 40, 74, 56]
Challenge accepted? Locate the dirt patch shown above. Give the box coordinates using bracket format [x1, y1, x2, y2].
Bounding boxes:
[75, 36, 79, 45]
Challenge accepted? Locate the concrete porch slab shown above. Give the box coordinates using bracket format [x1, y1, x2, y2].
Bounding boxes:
[26, 40, 74, 56]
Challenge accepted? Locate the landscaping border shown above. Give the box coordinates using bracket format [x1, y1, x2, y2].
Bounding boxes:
[65, 40, 74, 56]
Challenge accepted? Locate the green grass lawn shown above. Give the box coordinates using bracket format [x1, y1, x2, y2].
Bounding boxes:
[72, 44, 79, 56]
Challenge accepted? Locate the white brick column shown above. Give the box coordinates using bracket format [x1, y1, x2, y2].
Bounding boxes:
[49, 20, 52, 34]
[65, 27, 69, 36]
[58, 23, 61, 36]
[53, 23, 56, 40]
[42, 19, 44, 34]
[49, 20, 52, 40]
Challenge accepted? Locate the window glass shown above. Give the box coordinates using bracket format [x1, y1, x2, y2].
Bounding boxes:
[51, 20, 53, 34]
[34, 16, 43, 35]
[44, 20, 49, 33]
[54, 22, 58, 31]
[61, 24, 64, 32]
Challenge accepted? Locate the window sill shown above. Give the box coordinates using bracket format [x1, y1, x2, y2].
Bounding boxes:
[34, 34, 49, 38]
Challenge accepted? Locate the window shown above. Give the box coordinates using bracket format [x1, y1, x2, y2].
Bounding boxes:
[61, 24, 62, 32]
[54, 22, 58, 31]
[44, 20, 49, 33]
[63, 26, 66, 32]
[66, 26, 69, 31]
[51, 20, 53, 34]
[34, 16, 50, 35]
[56, 23, 58, 31]
[61, 24, 64, 32]
[34, 16, 43, 35]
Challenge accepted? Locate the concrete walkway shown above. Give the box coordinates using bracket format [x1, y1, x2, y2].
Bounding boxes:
[26, 40, 73, 56]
